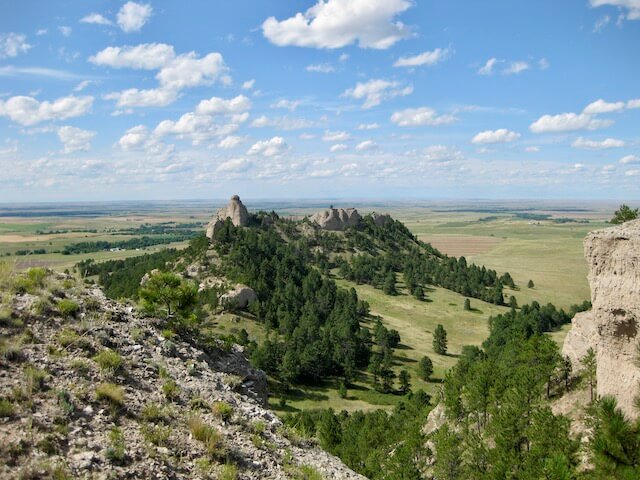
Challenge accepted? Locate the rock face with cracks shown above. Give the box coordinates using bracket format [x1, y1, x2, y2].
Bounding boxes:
[310, 207, 362, 231]
[206, 195, 250, 241]
[562, 219, 640, 419]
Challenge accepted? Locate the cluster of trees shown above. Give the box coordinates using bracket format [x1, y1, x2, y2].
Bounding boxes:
[63, 232, 196, 255]
[284, 390, 432, 479]
[212, 220, 372, 384]
[366, 319, 406, 393]
[610, 204, 638, 225]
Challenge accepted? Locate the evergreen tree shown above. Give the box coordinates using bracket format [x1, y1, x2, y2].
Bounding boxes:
[560, 355, 572, 391]
[433, 324, 448, 355]
[581, 347, 597, 402]
[464, 298, 471, 311]
[610, 204, 639, 224]
[399, 369, 411, 394]
[383, 271, 397, 295]
[528, 279, 535, 288]
[418, 356, 434, 381]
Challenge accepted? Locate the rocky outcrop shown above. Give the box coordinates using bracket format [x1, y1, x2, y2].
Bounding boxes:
[206, 195, 250, 241]
[310, 207, 362, 231]
[0, 275, 365, 479]
[220, 285, 257, 309]
[371, 212, 393, 227]
[562, 219, 640, 419]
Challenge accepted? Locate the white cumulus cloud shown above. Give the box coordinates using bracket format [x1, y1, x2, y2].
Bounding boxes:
[104, 88, 177, 108]
[270, 99, 301, 111]
[218, 136, 244, 149]
[529, 112, 612, 133]
[57, 126, 95, 153]
[503, 61, 530, 75]
[0, 95, 93, 126]
[117, 2, 153, 32]
[217, 158, 253, 173]
[322, 130, 351, 142]
[571, 137, 625, 149]
[247, 136, 289, 157]
[390, 107, 457, 127]
[355, 140, 377, 151]
[343, 79, 412, 109]
[118, 125, 149, 150]
[583, 99, 626, 114]
[306, 63, 335, 73]
[330, 144, 348, 152]
[590, 0, 640, 21]
[81, 13, 113, 26]
[89, 43, 175, 69]
[620, 154, 640, 164]
[478, 57, 499, 75]
[196, 95, 251, 115]
[262, 0, 412, 50]
[472, 129, 520, 144]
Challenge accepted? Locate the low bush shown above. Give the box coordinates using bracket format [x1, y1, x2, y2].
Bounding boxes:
[96, 383, 125, 407]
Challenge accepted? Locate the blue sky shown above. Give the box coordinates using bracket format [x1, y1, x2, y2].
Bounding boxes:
[0, 0, 639, 202]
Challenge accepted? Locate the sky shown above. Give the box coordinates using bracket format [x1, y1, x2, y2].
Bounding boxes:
[0, 0, 639, 202]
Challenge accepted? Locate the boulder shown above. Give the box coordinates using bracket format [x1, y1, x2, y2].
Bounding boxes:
[562, 219, 640, 419]
[206, 194, 250, 241]
[220, 284, 257, 309]
[311, 207, 362, 231]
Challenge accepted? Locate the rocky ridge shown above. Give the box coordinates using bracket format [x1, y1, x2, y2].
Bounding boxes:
[0, 272, 365, 479]
[310, 207, 362, 231]
[206, 195, 250, 241]
[562, 218, 640, 419]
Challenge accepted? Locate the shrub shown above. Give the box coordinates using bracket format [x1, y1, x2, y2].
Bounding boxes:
[162, 380, 180, 401]
[0, 339, 23, 363]
[212, 401, 233, 422]
[219, 464, 239, 480]
[27, 268, 47, 287]
[0, 398, 15, 417]
[57, 299, 80, 318]
[105, 426, 126, 464]
[32, 298, 53, 316]
[140, 402, 170, 424]
[57, 328, 91, 351]
[57, 390, 74, 417]
[188, 416, 224, 457]
[70, 358, 91, 375]
[24, 365, 48, 392]
[11, 276, 36, 295]
[93, 349, 124, 374]
[140, 423, 171, 446]
[96, 383, 125, 406]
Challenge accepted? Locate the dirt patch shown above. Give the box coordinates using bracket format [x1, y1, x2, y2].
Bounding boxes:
[418, 235, 502, 257]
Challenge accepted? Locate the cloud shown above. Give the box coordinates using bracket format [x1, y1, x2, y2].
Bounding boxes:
[154, 112, 239, 145]
[503, 61, 530, 75]
[0, 95, 93, 126]
[571, 137, 625, 149]
[538, 58, 550, 70]
[117, 2, 152, 32]
[625, 169, 640, 176]
[529, 112, 612, 133]
[118, 125, 149, 150]
[270, 99, 301, 111]
[247, 136, 289, 157]
[627, 99, 640, 109]
[357, 123, 379, 130]
[390, 107, 457, 127]
[355, 140, 378, 151]
[91, 43, 228, 108]
[104, 88, 177, 107]
[59, 26, 72, 37]
[196, 95, 251, 115]
[322, 130, 351, 142]
[583, 98, 626, 114]
[593, 15, 611, 32]
[218, 136, 244, 149]
[330, 144, 348, 152]
[241, 79, 255, 90]
[590, 0, 640, 21]
[89, 43, 175, 69]
[250, 115, 316, 130]
[478, 57, 499, 75]
[472, 129, 520, 144]
[306, 63, 335, 73]
[620, 154, 640, 164]
[525, 146, 540, 152]
[0, 66, 85, 80]
[394, 47, 451, 68]
[81, 13, 112, 26]
[57, 126, 95, 153]
[343, 79, 413, 109]
[0, 33, 31, 58]
[74, 80, 93, 92]
[217, 158, 252, 173]
[262, 0, 412, 49]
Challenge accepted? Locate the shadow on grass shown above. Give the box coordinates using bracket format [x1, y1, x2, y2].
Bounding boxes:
[394, 342, 413, 351]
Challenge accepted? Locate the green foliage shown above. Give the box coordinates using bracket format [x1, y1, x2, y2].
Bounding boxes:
[418, 356, 434, 381]
[285, 391, 431, 479]
[93, 349, 124, 374]
[140, 423, 171, 447]
[464, 298, 471, 311]
[581, 347, 597, 403]
[162, 379, 180, 401]
[57, 299, 80, 318]
[610, 204, 639, 225]
[140, 402, 171, 424]
[106, 426, 126, 464]
[188, 416, 224, 458]
[24, 365, 47, 392]
[212, 401, 233, 422]
[0, 398, 15, 417]
[592, 396, 640, 477]
[139, 271, 198, 320]
[398, 369, 411, 394]
[528, 279, 535, 288]
[96, 383, 125, 406]
[433, 324, 448, 355]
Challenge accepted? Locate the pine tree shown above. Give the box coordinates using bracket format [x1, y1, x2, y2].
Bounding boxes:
[464, 298, 471, 311]
[581, 347, 597, 402]
[418, 356, 434, 381]
[399, 369, 411, 394]
[527, 279, 535, 288]
[433, 324, 448, 355]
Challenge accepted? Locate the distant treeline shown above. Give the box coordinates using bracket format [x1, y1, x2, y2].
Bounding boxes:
[15, 249, 47, 255]
[62, 233, 196, 255]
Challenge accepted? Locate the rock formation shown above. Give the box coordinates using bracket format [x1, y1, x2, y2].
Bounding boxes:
[206, 195, 249, 241]
[310, 207, 362, 231]
[371, 212, 393, 227]
[562, 219, 640, 419]
[220, 284, 257, 309]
